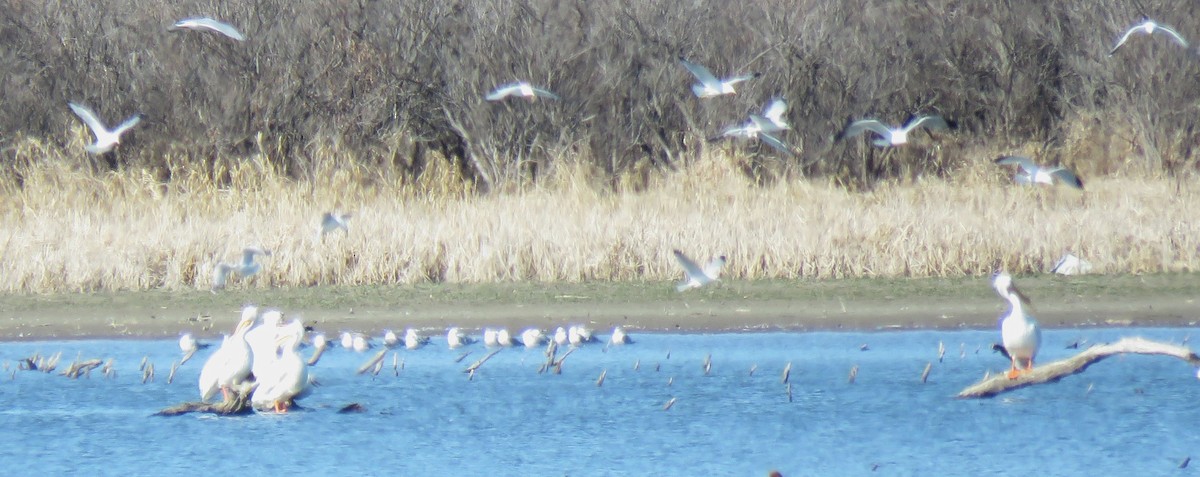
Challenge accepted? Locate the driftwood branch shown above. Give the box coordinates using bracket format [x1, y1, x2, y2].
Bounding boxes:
[958, 337, 1200, 399]
[155, 391, 253, 416]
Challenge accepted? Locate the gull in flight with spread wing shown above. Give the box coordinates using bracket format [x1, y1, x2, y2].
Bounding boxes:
[711, 99, 794, 156]
[486, 82, 559, 101]
[673, 249, 726, 292]
[169, 17, 246, 41]
[1110, 18, 1188, 56]
[994, 156, 1084, 190]
[318, 212, 352, 238]
[212, 246, 271, 291]
[837, 115, 951, 147]
[678, 57, 761, 98]
[68, 102, 143, 154]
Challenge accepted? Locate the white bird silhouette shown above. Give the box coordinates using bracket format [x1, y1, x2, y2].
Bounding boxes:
[994, 156, 1084, 190]
[250, 332, 310, 413]
[610, 326, 632, 345]
[678, 57, 761, 98]
[837, 115, 951, 147]
[197, 306, 258, 402]
[993, 271, 1041, 379]
[553, 327, 568, 346]
[711, 99, 794, 156]
[178, 332, 210, 364]
[520, 328, 546, 348]
[211, 246, 271, 291]
[404, 328, 430, 350]
[486, 82, 559, 101]
[67, 102, 143, 155]
[383, 330, 400, 348]
[673, 249, 726, 292]
[1110, 18, 1189, 56]
[169, 17, 245, 41]
[447, 327, 473, 349]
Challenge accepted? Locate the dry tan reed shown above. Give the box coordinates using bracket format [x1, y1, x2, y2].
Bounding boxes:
[0, 142, 1197, 294]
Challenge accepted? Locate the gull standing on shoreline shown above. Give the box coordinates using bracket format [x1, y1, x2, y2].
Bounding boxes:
[169, 17, 246, 41]
[836, 115, 951, 147]
[678, 57, 761, 98]
[1109, 18, 1189, 56]
[673, 249, 726, 292]
[67, 102, 144, 155]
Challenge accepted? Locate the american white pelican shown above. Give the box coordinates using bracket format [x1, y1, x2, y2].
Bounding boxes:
[246, 309, 285, 380]
[211, 246, 271, 291]
[383, 330, 400, 348]
[352, 334, 372, 353]
[837, 115, 951, 147]
[1110, 18, 1189, 56]
[318, 212, 351, 238]
[311, 332, 329, 350]
[250, 332, 310, 413]
[404, 328, 429, 350]
[673, 249, 726, 292]
[197, 306, 258, 402]
[67, 102, 143, 155]
[610, 326, 631, 345]
[994, 156, 1084, 190]
[520, 328, 546, 348]
[447, 327, 472, 349]
[169, 17, 245, 41]
[486, 82, 559, 101]
[340, 331, 354, 349]
[553, 327, 568, 346]
[993, 271, 1042, 379]
[678, 57, 761, 98]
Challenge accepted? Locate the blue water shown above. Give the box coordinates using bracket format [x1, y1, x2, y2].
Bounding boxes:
[0, 328, 1197, 476]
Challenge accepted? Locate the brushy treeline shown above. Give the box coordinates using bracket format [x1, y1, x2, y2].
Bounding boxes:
[2, 0, 1199, 190]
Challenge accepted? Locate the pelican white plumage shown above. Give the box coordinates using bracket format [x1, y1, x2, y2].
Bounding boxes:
[483, 328, 500, 348]
[610, 326, 632, 345]
[250, 332, 310, 413]
[486, 81, 559, 101]
[496, 329, 517, 347]
[994, 156, 1084, 190]
[1110, 18, 1189, 56]
[520, 328, 546, 348]
[678, 57, 761, 98]
[67, 102, 144, 155]
[339, 331, 354, 349]
[993, 271, 1042, 379]
[318, 212, 352, 238]
[169, 17, 246, 41]
[837, 115, 951, 147]
[197, 306, 258, 402]
[1051, 252, 1093, 276]
[352, 334, 372, 353]
[553, 327, 568, 346]
[403, 328, 429, 350]
[246, 309, 285, 380]
[673, 249, 726, 292]
[447, 327, 472, 349]
[311, 332, 329, 350]
[211, 246, 271, 291]
[178, 332, 210, 364]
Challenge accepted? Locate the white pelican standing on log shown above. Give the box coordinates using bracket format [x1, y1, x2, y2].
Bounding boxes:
[993, 271, 1041, 379]
[198, 306, 259, 402]
[251, 331, 310, 413]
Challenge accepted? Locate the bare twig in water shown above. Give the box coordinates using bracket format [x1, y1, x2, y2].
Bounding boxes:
[662, 397, 676, 411]
[596, 369, 607, 387]
[958, 337, 1200, 398]
[749, 364, 757, 376]
[464, 349, 502, 375]
[786, 383, 793, 402]
[703, 354, 712, 376]
[167, 361, 179, 384]
[920, 362, 932, 384]
[781, 362, 791, 384]
[61, 359, 103, 379]
[155, 391, 253, 417]
[848, 365, 858, 384]
[306, 346, 327, 366]
[938, 341, 946, 363]
[455, 351, 472, 363]
[356, 349, 388, 375]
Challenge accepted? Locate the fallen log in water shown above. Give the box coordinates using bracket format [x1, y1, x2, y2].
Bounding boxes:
[155, 391, 253, 416]
[958, 337, 1200, 399]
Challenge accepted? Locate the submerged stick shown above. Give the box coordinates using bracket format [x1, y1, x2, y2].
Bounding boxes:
[596, 369, 607, 387]
[920, 362, 932, 384]
[155, 392, 253, 417]
[61, 359, 103, 379]
[958, 337, 1200, 399]
[781, 362, 791, 384]
[464, 349, 503, 375]
[848, 365, 858, 384]
[356, 349, 388, 375]
[306, 345, 327, 366]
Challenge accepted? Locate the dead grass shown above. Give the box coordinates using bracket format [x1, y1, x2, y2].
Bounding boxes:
[1, 139, 1196, 294]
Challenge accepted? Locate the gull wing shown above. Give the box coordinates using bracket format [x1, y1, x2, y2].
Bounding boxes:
[67, 102, 109, 139]
[1049, 167, 1084, 189]
[721, 72, 761, 86]
[905, 115, 950, 133]
[212, 263, 233, 290]
[838, 119, 892, 141]
[529, 86, 560, 100]
[678, 57, 723, 90]
[485, 84, 522, 101]
[762, 98, 788, 126]
[702, 256, 726, 280]
[111, 114, 143, 137]
[1109, 23, 1143, 56]
[757, 132, 795, 156]
[673, 250, 706, 281]
[1154, 23, 1189, 48]
[713, 122, 757, 140]
[172, 17, 245, 41]
[994, 156, 1038, 175]
[242, 246, 270, 264]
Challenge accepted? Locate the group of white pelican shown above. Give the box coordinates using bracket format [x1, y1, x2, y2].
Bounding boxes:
[192, 306, 311, 413]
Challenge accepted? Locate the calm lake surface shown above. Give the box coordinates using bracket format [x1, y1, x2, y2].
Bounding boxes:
[0, 327, 1197, 476]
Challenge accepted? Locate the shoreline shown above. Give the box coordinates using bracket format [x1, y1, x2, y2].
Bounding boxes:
[0, 274, 1195, 341]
